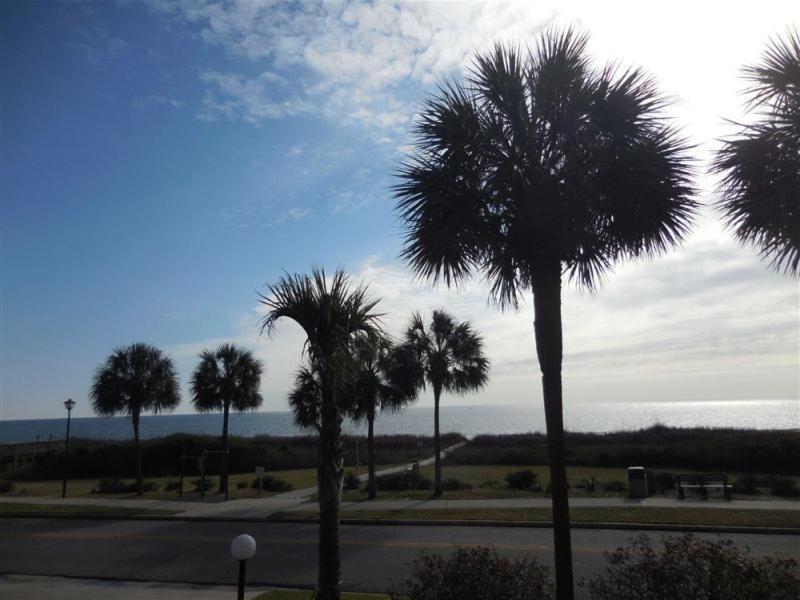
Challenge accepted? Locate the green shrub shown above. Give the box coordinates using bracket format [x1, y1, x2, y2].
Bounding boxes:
[376, 470, 432, 491]
[0, 480, 14, 494]
[236, 480, 248, 490]
[191, 478, 213, 492]
[442, 478, 472, 491]
[251, 475, 293, 492]
[93, 478, 157, 494]
[582, 533, 799, 599]
[646, 470, 674, 494]
[732, 474, 759, 495]
[478, 479, 501, 489]
[343, 471, 361, 491]
[768, 476, 800, 498]
[397, 546, 553, 600]
[164, 480, 181, 492]
[579, 476, 599, 493]
[602, 480, 626, 493]
[505, 470, 539, 491]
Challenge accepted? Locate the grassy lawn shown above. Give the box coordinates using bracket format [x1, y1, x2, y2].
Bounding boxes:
[0, 502, 177, 516]
[278, 506, 800, 529]
[252, 591, 388, 600]
[344, 465, 631, 501]
[343, 464, 799, 501]
[3, 468, 325, 500]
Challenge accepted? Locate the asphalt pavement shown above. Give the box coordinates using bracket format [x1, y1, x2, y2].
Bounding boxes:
[0, 518, 797, 598]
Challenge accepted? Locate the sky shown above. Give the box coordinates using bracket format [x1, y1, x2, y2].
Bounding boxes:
[1, 0, 798, 421]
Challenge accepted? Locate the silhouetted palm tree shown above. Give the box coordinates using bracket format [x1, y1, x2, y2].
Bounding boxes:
[714, 28, 799, 276]
[400, 310, 489, 496]
[90, 343, 181, 495]
[395, 29, 695, 599]
[260, 268, 381, 600]
[191, 343, 263, 497]
[351, 333, 420, 499]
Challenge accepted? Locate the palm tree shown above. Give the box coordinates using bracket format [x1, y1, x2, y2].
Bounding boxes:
[394, 29, 695, 599]
[90, 343, 181, 495]
[400, 310, 489, 496]
[351, 333, 420, 500]
[190, 343, 263, 497]
[714, 28, 799, 276]
[259, 268, 381, 600]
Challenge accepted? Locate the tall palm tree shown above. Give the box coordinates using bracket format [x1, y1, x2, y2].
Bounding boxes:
[259, 268, 381, 600]
[90, 343, 181, 495]
[191, 343, 263, 497]
[400, 310, 489, 496]
[394, 29, 695, 599]
[351, 333, 420, 500]
[714, 28, 800, 276]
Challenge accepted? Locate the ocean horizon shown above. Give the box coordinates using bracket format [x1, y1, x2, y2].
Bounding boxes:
[1, 399, 798, 444]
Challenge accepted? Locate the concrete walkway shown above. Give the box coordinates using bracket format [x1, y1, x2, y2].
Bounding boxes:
[2, 491, 797, 518]
[0, 574, 271, 600]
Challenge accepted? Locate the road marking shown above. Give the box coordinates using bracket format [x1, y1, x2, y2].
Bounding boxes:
[0, 531, 606, 554]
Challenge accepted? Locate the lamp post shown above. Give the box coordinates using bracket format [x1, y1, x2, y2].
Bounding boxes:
[61, 398, 76, 499]
[230, 534, 256, 600]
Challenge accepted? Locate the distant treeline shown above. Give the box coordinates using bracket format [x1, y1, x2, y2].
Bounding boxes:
[445, 426, 800, 475]
[17, 432, 466, 481]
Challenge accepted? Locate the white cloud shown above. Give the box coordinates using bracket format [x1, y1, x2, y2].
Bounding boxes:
[167, 234, 799, 413]
[131, 94, 185, 109]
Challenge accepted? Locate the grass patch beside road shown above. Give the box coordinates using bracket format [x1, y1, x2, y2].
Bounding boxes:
[278, 506, 800, 529]
[0, 502, 178, 516]
[253, 591, 388, 600]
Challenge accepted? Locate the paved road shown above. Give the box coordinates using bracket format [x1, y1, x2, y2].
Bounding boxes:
[0, 518, 797, 598]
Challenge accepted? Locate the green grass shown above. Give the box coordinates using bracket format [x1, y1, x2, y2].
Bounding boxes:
[252, 591, 388, 600]
[6, 464, 399, 500]
[278, 506, 800, 529]
[0, 502, 178, 516]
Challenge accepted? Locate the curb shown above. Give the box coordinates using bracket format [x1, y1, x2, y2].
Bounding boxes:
[1, 512, 797, 536]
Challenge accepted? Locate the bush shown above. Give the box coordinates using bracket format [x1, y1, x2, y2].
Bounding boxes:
[602, 480, 626, 493]
[251, 475, 293, 492]
[732, 474, 759, 495]
[442, 478, 472, 491]
[164, 480, 181, 492]
[191, 478, 213, 492]
[376, 470, 432, 492]
[646, 470, 674, 494]
[478, 479, 501, 489]
[505, 470, 539, 491]
[236, 480, 248, 490]
[94, 478, 157, 494]
[343, 471, 361, 491]
[396, 546, 553, 600]
[582, 533, 799, 600]
[768, 476, 800, 498]
[0, 480, 14, 494]
[579, 476, 598, 493]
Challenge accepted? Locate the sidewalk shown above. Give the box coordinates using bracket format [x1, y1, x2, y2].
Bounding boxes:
[2, 492, 797, 518]
[0, 574, 271, 600]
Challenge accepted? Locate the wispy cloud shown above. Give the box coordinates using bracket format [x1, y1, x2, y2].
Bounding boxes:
[66, 21, 126, 65]
[168, 234, 799, 412]
[131, 94, 185, 110]
[146, 1, 552, 134]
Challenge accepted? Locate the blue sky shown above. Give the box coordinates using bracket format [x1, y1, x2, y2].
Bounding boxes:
[1, 1, 798, 421]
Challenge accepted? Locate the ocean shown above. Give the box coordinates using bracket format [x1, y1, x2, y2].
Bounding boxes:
[1, 399, 797, 443]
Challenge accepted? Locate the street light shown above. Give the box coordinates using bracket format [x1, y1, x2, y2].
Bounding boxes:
[230, 533, 256, 600]
[61, 398, 76, 499]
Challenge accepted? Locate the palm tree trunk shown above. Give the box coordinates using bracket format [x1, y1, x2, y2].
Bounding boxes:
[132, 411, 143, 496]
[220, 403, 230, 496]
[532, 264, 574, 600]
[367, 404, 376, 500]
[433, 385, 442, 496]
[317, 376, 343, 600]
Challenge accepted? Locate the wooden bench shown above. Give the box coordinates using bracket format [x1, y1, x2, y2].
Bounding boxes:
[676, 473, 731, 501]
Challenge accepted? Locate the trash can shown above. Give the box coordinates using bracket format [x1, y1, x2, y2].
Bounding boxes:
[627, 466, 648, 498]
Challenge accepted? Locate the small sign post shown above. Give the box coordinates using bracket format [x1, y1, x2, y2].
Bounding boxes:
[255, 466, 265, 495]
